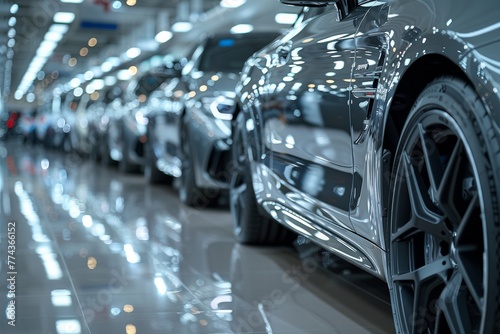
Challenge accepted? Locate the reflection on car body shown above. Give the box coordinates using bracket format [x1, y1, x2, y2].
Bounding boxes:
[229, 1, 500, 333]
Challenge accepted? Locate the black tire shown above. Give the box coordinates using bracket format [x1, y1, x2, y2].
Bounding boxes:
[119, 124, 140, 174]
[230, 112, 296, 245]
[100, 133, 113, 167]
[144, 140, 172, 184]
[388, 77, 500, 333]
[178, 119, 218, 207]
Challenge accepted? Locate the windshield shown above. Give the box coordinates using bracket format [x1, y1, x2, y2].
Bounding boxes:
[198, 35, 277, 73]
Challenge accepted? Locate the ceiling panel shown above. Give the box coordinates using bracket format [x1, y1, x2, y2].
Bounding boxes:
[0, 0, 300, 107]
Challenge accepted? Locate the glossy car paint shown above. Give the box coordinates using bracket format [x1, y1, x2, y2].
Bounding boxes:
[146, 78, 185, 178]
[235, 0, 500, 280]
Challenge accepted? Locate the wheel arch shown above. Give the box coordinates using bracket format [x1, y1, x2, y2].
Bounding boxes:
[380, 54, 471, 247]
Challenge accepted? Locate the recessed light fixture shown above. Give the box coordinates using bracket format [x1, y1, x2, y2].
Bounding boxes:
[60, 0, 84, 3]
[53, 12, 76, 24]
[44, 31, 64, 42]
[50, 24, 70, 34]
[80, 47, 88, 57]
[10, 4, 19, 14]
[220, 0, 246, 8]
[155, 31, 173, 43]
[125, 47, 141, 59]
[275, 13, 298, 25]
[230, 24, 253, 34]
[171, 22, 193, 33]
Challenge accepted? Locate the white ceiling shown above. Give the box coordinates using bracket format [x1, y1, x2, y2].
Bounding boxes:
[0, 0, 300, 107]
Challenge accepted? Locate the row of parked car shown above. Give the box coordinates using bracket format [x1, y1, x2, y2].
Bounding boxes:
[12, 0, 500, 332]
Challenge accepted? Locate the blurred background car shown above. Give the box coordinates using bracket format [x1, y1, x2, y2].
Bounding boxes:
[151, 32, 280, 207]
[85, 85, 123, 161]
[105, 66, 177, 173]
[143, 62, 185, 184]
[0, 110, 21, 140]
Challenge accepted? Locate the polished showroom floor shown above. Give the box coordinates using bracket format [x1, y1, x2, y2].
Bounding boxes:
[0, 138, 395, 334]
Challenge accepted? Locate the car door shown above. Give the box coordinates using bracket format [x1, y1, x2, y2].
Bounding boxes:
[263, 4, 371, 230]
[348, 1, 392, 244]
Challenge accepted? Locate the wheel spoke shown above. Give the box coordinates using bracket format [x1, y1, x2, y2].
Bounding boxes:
[393, 152, 448, 241]
[436, 271, 473, 334]
[419, 123, 444, 200]
[393, 270, 447, 334]
[393, 257, 451, 285]
[436, 140, 464, 224]
[456, 193, 483, 309]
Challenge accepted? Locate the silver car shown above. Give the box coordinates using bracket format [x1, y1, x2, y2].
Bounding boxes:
[146, 32, 279, 207]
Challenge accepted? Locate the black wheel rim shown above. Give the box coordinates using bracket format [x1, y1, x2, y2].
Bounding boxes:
[229, 122, 248, 235]
[391, 110, 487, 334]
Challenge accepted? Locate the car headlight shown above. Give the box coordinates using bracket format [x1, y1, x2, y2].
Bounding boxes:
[201, 95, 235, 121]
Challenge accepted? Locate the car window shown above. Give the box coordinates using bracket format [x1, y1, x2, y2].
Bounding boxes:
[197, 36, 277, 73]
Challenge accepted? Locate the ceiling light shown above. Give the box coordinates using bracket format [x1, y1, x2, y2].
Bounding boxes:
[112, 1, 122, 9]
[80, 47, 88, 56]
[74, 87, 83, 97]
[8, 28, 16, 38]
[53, 12, 76, 24]
[60, 0, 84, 3]
[125, 47, 141, 59]
[88, 37, 97, 47]
[101, 61, 113, 72]
[10, 4, 19, 14]
[230, 24, 253, 34]
[7, 39, 15, 48]
[44, 31, 64, 42]
[126, 0, 136, 6]
[275, 13, 298, 25]
[50, 24, 69, 34]
[155, 31, 173, 43]
[8, 17, 16, 27]
[128, 66, 137, 75]
[172, 22, 192, 33]
[85, 85, 96, 94]
[91, 79, 105, 90]
[40, 40, 58, 51]
[69, 78, 81, 88]
[220, 0, 246, 8]
[117, 69, 132, 81]
[104, 76, 117, 86]
[84, 71, 94, 81]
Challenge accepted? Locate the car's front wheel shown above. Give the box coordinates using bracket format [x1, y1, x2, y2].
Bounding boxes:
[144, 139, 172, 184]
[178, 118, 218, 207]
[388, 77, 500, 333]
[230, 112, 296, 245]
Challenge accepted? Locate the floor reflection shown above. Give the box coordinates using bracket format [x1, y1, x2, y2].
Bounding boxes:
[0, 139, 394, 333]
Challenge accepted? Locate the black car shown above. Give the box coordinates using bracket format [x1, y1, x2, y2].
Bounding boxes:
[230, 0, 500, 332]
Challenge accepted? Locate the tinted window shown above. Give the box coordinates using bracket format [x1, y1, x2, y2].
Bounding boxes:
[198, 35, 277, 73]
